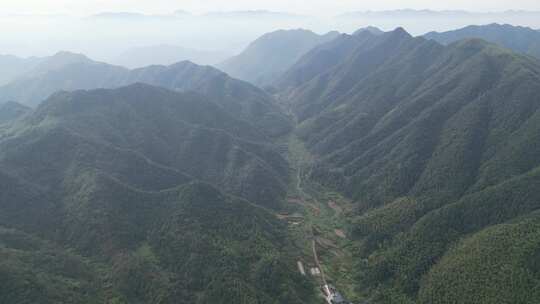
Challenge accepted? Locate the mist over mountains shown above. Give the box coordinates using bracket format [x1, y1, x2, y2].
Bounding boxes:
[2, 9, 539, 62]
[112, 45, 231, 69]
[0, 53, 292, 137]
[424, 23, 540, 59]
[219, 29, 340, 86]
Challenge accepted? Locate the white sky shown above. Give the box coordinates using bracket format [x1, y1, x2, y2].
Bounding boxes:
[2, 0, 540, 16]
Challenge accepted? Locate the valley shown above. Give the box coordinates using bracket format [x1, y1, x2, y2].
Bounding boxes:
[277, 112, 363, 303]
[269, 25, 540, 303]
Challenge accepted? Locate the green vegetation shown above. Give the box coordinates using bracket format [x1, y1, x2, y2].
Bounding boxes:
[284, 133, 364, 303]
[419, 211, 540, 303]
[0, 227, 112, 304]
[278, 27, 540, 303]
[0, 84, 314, 303]
[3, 24, 540, 304]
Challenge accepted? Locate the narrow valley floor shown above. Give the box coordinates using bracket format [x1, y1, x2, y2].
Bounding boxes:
[278, 131, 366, 303]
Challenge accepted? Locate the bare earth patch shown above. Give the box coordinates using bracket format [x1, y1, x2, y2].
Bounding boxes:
[334, 229, 346, 239]
[328, 201, 343, 215]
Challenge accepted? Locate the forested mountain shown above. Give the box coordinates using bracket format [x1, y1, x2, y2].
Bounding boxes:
[1, 84, 288, 208]
[280, 27, 540, 302]
[0, 59, 291, 137]
[276, 29, 386, 90]
[218, 29, 340, 86]
[424, 23, 540, 59]
[0, 84, 314, 303]
[125, 62, 292, 136]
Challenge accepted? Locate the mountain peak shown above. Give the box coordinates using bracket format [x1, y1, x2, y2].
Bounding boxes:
[321, 30, 341, 41]
[50, 51, 91, 61]
[353, 26, 384, 36]
[35, 51, 94, 70]
[168, 60, 198, 68]
[391, 27, 411, 37]
[377, 27, 413, 44]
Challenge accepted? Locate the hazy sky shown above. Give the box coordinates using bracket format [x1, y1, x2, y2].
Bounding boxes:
[2, 0, 540, 59]
[3, 0, 540, 16]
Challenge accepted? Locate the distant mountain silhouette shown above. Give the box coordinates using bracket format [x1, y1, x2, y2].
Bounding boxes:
[112, 45, 230, 68]
[424, 23, 540, 59]
[353, 26, 384, 36]
[218, 29, 340, 86]
[0, 54, 43, 85]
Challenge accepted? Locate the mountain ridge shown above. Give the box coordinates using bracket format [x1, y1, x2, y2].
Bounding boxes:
[218, 29, 341, 86]
[424, 23, 540, 59]
[0, 58, 292, 137]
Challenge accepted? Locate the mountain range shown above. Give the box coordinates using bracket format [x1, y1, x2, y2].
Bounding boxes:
[2, 20, 540, 304]
[0, 53, 292, 137]
[424, 23, 540, 59]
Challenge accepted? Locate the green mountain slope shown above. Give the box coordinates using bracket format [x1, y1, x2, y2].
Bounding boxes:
[418, 209, 540, 304]
[281, 27, 540, 302]
[0, 226, 113, 304]
[3, 23, 540, 304]
[0, 84, 288, 209]
[125, 61, 292, 136]
[276, 30, 385, 90]
[0, 84, 315, 303]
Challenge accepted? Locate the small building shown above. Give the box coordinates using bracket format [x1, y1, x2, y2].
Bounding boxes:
[297, 261, 306, 276]
[322, 284, 350, 304]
